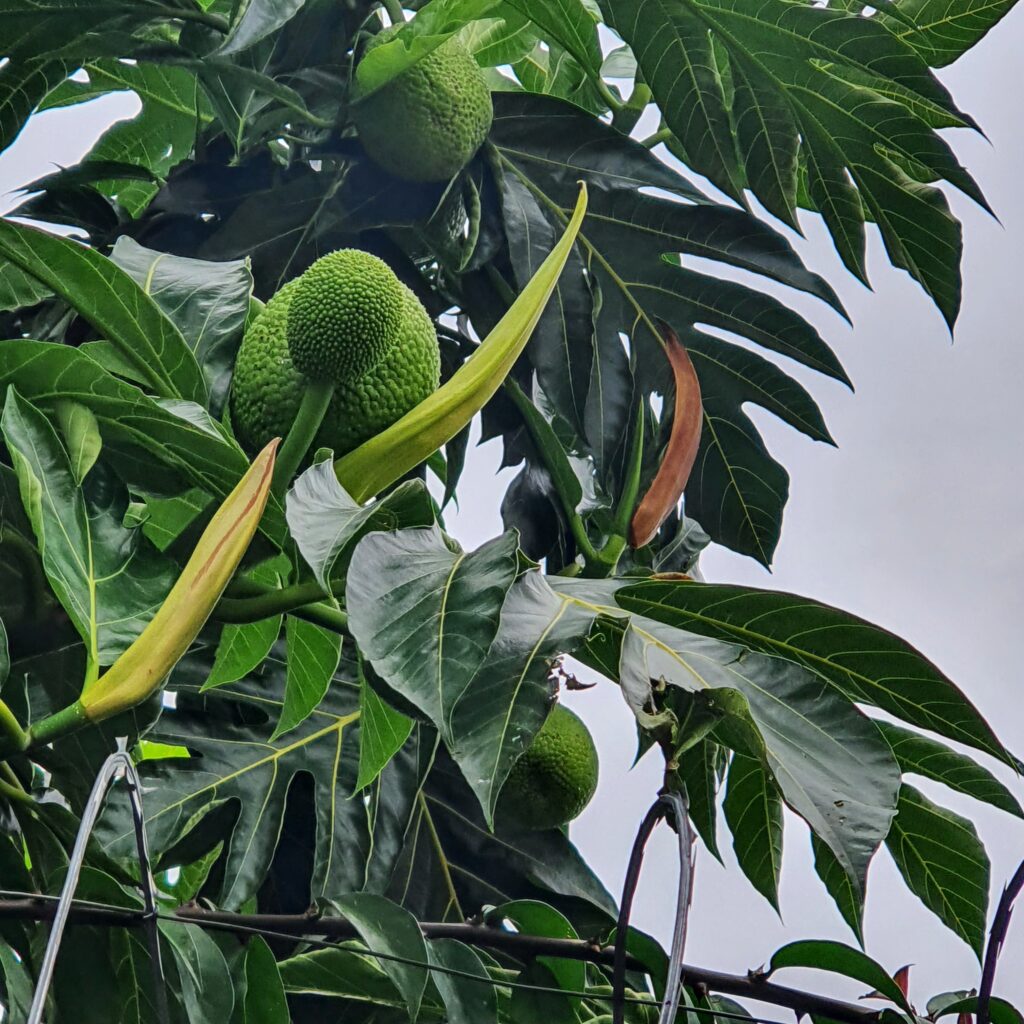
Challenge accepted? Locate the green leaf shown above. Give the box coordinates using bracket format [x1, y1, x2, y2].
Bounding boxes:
[0, 258, 51, 311]
[427, 939, 498, 1024]
[0, 0, 158, 60]
[159, 918, 236, 1024]
[397, 749, 617, 930]
[347, 526, 521, 743]
[504, 0, 602, 74]
[675, 739, 722, 860]
[0, 941, 32, 1023]
[0, 219, 207, 404]
[491, 93, 842, 563]
[0, 341, 284, 543]
[723, 752, 783, 911]
[219, 0, 309, 55]
[96, 646, 368, 909]
[448, 571, 596, 824]
[203, 612, 283, 692]
[611, 606, 899, 890]
[811, 834, 864, 945]
[54, 398, 101, 484]
[331, 893, 429, 1022]
[1, 389, 173, 673]
[498, 899, 584, 996]
[354, 0, 504, 95]
[279, 947, 404, 1006]
[0, 58, 67, 154]
[273, 616, 342, 740]
[110, 237, 254, 415]
[769, 940, 913, 1014]
[603, 0, 984, 322]
[885, 783, 990, 956]
[286, 459, 436, 591]
[877, 720, 1023, 817]
[933, 996, 1024, 1024]
[884, 0, 1019, 66]
[357, 678, 415, 792]
[241, 936, 290, 1024]
[614, 580, 1007, 765]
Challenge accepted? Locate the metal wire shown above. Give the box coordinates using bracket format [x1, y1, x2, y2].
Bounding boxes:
[0, 888, 801, 1024]
[24, 751, 169, 1024]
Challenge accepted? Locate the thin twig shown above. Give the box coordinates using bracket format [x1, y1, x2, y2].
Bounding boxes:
[0, 892, 880, 1024]
[978, 857, 1024, 1024]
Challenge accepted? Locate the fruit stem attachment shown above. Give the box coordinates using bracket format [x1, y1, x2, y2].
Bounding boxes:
[612, 398, 646, 539]
[0, 698, 29, 756]
[272, 377, 336, 496]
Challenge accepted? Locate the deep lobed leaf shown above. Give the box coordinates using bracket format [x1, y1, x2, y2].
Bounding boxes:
[614, 579, 1009, 765]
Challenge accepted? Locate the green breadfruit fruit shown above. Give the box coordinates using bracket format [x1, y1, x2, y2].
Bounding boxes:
[353, 29, 493, 182]
[287, 248, 405, 383]
[230, 281, 440, 458]
[499, 704, 599, 830]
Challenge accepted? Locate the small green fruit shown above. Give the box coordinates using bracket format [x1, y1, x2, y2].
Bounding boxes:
[353, 30, 493, 182]
[499, 704, 599, 830]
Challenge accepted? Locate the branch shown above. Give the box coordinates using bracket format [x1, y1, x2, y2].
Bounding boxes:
[978, 857, 1024, 1024]
[215, 579, 348, 633]
[0, 896, 879, 1024]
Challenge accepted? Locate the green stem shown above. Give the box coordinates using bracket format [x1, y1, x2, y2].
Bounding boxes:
[272, 377, 337, 496]
[145, 1, 230, 31]
[0, 775, 32, 806]
[26, 700, 89, 750]
[382, 0, 406, 22]
[0, 698, 29, 755]
[216, 580, 348, 633]
[502, 379, 600, 566]
[639, 127, 672, 149]
[614, 84, 651, 135]
[612, 399, 645, 538]
[596, 78, 625, 114]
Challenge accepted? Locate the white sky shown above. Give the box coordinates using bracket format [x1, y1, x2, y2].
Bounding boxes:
[2, 7, 1022, 1016]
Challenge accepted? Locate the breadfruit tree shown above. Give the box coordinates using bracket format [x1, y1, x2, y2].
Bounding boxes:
[0, 0, 1020, 1021]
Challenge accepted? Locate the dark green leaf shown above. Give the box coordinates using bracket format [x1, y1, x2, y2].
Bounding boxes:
[933, 996, 1024, 1024]
[675, 739, 722, 860]
[241, 936, 290, 1024]
[111, 237, 253, 415]
[219, 0, 309, 55]
[348, 526, 520, 744]
[0, 219, 207, 404]
[885, 783, 990, 956]
[426, 938, 498, 1024]
[769, 940, 913, 1014]
[448, 571, 596, 824]
[273, 616, 343, 739]
[613, 580, 1008, 765]
[0, 58, 67, 154]
[723, 752, 783, 910]
[503, 0, 601, 75]
[884, 0, 1019, 66]
[286, 460, 436, 590]
[203, 615, 283, 692]
[615, 607, 899, 890]
[54, 398, 102, 484]
[811, 834, 864, 945]
[160, 918, 236, 1024]
[1, 389, 173, 671]
[356, 678, 415, 792]
[499, 899, 584, 995]
[330, 893, 429, 1022]
[279, 947, 403, 1007]
[0, 341, 284, 542]
[877, 720, 1023, 817]
[0, 941, 32, 1023]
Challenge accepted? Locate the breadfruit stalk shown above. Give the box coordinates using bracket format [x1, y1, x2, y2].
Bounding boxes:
[271, 377, 336, 495]
[24, 440, 279, 749]
[335, 183, 588, 503]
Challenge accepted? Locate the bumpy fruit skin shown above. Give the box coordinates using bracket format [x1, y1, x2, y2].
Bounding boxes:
[287, 248, 404, 383]
[499, 704, 599, 831]
[353, 30, 493, 182]
[231, 281, 440, 458]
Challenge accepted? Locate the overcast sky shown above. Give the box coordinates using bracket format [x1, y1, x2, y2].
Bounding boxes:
[2, 7, 1023, 1016]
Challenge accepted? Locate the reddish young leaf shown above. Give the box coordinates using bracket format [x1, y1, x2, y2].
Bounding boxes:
[629, 322, 703, 548]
